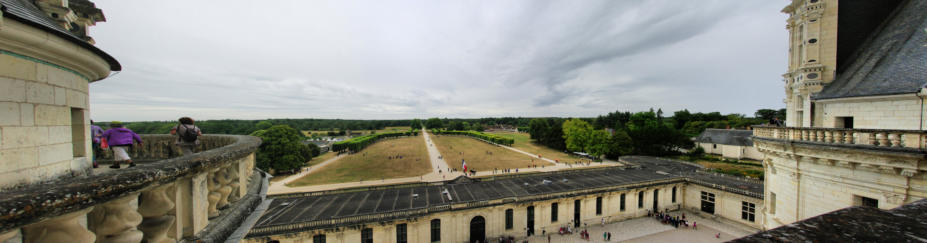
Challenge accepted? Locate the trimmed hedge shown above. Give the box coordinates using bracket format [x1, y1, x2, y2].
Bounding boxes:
[430, 129, 515, 146]
[332, 129, 419, 152]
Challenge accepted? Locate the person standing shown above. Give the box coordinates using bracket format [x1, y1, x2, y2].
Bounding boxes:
[171, 117, 202, 155]
[90, 120, 104, 168]
[102, 121, 142, 168]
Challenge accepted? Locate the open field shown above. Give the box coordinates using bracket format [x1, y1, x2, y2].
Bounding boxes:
[306, 151, 337, 167]
[289, 135, 431, 186]
[302, 126, 411, 137]
[431, 135, 548, 171]
[489, 131, 593, 163]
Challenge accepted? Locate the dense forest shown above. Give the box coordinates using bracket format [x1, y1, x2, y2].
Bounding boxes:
[114, 108, 783, 138]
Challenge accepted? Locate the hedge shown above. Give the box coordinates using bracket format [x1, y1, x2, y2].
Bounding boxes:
[332, 129, 419, 152]
[430, 129, 515, 146]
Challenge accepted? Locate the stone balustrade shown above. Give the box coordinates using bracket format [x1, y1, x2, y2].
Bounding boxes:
[754, 125, 927, 150]
[0, 135, 264, 243]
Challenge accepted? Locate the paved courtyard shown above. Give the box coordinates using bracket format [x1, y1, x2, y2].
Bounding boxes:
[525, 211, 756, 243]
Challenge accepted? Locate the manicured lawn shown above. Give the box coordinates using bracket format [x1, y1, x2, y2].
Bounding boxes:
[672, 155, 764, 179]
[288, 135, 431, 186]
[431, 135, 547, 171]
[489, 131, 592, 164]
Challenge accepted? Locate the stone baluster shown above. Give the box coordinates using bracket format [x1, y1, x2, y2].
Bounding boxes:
[800, 129, 809, 141]
[832, 131, 843, 144]
[876, 132, 889, 147]
[809, 129, 817, 141]
[215, 167, 234, 210]
[227, 165, 242, 203]
[138, 185, 176, 243]
[868, 132, 878, 146]
[824, 131, 833, 143]
[88, 194, 144, 243]
[888, 133, 902, 147]
[814, 130, 823, 142]
[845, 131, 855, 144]
[23, 208, 96, 243]
[206, 171, 221, 218]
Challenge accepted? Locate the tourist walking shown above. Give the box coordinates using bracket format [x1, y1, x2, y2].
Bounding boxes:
[90, 120, 104, 168]
[102, 121, 142, 168]
[171, 117, 202, 155]
[607, 232, 611, 241]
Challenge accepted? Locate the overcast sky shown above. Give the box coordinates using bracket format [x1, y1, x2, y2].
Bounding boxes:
[88, 0, 788, 121]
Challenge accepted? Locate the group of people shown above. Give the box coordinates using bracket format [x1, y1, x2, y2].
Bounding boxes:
[493, 168, 519, 174]
[651, 210, 694, 229]
[90, 117, 202, 169]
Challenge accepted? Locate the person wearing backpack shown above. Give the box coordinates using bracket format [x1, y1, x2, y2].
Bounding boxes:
[171, 117, 202, 155]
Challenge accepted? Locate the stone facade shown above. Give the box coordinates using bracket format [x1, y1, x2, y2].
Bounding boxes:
[697, 143, 763, 161]
[761, 0, 927, 230]
[0, 0, 117, 189]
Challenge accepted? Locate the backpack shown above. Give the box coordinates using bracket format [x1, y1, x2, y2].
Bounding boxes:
[179, 124, 198, 142]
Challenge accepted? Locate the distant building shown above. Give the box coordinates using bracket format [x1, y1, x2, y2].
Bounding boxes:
[694, 129, 763, 160]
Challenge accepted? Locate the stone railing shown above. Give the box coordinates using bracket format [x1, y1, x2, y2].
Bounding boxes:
[754, 126, 927, 150]
[0, 134, 264, 243]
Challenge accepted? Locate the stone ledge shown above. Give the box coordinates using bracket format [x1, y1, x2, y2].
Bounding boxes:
[0, 134, 261, 233]
[190, 169, 268, 243]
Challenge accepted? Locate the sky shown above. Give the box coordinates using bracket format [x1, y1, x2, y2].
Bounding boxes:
[88, 0, 789, 121]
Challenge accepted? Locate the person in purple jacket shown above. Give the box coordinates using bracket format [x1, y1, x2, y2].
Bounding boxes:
[90, 120, 104, 168]
[102, 121, 142, 169]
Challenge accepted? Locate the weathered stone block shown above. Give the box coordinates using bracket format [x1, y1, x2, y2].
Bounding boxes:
[38, 143, 71, 166]
[0, 147, 39, 172]
[34, 105, 69, 126]
[0, 77, 26, 102]
[19, 103, 34, 126]
[54, 87, 66, 106]
[25, 82, 54, 105]
[66, 90, 87, 109]
[46, 67, 76, 89]
[0, 102, 20, 126]
[47, 126, 71, 144]
[0, 54, 37, 81]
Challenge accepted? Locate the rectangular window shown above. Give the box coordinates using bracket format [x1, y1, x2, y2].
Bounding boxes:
[620, 194, 626, 211]
[595, 197, 603, 215]
[431, 219, 441, 242]
[313, 234, 326, 243]
[856, 195, 879, 208]
[700, 191, 715, 214]
[672, 187, 677, 203]
[741, 201, 756, 222]
[551, 203, 558, 222]
[396, 223, 407, 243]
[361, 228, 373, 243]
[505, 209, 514, 229]
[638, 191, 644, 208]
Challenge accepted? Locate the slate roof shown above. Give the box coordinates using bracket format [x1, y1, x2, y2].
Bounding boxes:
[813, 0, 927, 100]
[0, 0, 120, 71]
[732, 199, 927, 242]
[251, 156, 763, 233]
[694, 129, 754, 147]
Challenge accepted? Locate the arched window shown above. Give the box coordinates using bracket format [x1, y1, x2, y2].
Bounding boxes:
[431, 219, 441, 242]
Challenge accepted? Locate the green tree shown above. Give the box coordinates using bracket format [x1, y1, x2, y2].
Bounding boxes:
[410, 119, 423, 129]
[255, 120, 273, 130]
[605, 129, 633, 158]
[562, 118, 593, 152]
[754, 109, 778, 121]
[425, 118, 444, 129]
[585, 130, 610, 158]
[251, 125, 310, 174]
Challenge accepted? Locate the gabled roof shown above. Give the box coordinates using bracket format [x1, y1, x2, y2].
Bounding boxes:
[694, 129, 754, 147]
[0, 0, 120, 72]
[813, 0, 927, 100]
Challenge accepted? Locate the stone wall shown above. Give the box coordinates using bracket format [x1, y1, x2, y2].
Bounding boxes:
[682, 184, 764, 230]
[816, 94, 927, 130]
[0, 47, 95, 189]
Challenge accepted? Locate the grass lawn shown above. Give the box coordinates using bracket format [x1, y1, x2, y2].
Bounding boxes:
[288, 135, 431, 186]
[431, 135, 547, 171]
[489, 131, 593, 164]
[672, 155, 764, 179]
[306, 151, 337, 167]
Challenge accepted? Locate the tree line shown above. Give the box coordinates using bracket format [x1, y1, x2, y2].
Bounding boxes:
[331, 130, 420, 153]
[429, 129, 515, 146]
